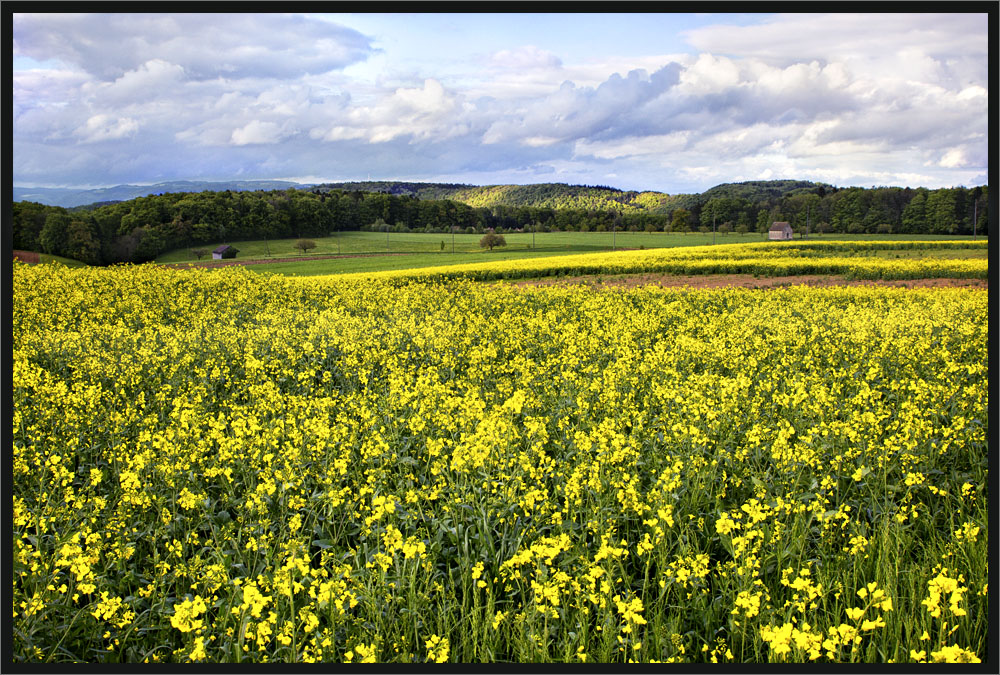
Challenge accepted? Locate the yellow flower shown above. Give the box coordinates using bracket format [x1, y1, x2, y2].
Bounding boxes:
[354, 642, 377, 663]
[930, 645, 981, 663]
[845, 607, 865, 621]
[188, 636, 207, 661]
[170, 595, 207, 633]
[425, 634, 449, 663]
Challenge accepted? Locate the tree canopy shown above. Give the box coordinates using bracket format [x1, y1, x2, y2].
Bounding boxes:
[12, 181, 988, 265]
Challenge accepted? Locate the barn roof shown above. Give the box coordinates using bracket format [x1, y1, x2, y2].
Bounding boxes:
[213, 245, 236, 254]
[769, 221, 792, 231]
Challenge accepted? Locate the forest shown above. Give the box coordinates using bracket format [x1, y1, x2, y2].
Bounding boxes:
[11, 181, 989, 265]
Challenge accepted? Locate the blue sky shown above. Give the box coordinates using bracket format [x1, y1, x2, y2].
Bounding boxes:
[12, 12, 989, 192]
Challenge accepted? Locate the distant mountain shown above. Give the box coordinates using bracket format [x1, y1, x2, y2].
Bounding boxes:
[13, 180, 313, 208]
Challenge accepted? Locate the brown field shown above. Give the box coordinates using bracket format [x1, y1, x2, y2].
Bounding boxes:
[511, 272, 989, 290]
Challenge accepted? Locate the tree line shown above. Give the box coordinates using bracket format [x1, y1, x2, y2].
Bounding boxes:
[11, 183, 989, 265]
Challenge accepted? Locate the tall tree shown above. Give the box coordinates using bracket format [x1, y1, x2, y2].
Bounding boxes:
[39, 211, 71, 255]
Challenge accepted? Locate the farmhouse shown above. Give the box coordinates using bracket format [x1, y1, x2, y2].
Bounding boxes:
[769, 222, 793, 240]
[213, 245, 239, 260]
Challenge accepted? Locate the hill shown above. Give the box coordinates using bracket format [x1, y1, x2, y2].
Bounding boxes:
[312, 180, 839, 214]
[12, 180, 313, 208]
[314, 181, 683, 213]
[15, 178, 842, 213]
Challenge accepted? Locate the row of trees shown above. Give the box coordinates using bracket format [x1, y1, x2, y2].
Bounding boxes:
[698, 185, 989, 237]
[11, 184, 988, 265]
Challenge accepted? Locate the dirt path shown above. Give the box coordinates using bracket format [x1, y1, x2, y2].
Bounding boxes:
[13, 250, 40, 263]
[511, 273, 988, 290]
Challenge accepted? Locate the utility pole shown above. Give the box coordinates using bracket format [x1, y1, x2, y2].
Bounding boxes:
[712, 211, 716, 245]
[973, 200, 977, 239]
[532, 221, 536, 250]
[612, 215, 617, 251]
[452, 226, 455, 253]
[806, 204, 811, 239]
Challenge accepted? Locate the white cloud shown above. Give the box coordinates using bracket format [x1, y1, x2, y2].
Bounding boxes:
[13, 13, 374, 80]
[957, 85, 987, 101]
[678, 53, 741, 94]
[490, 45, 562, 70]
[939, 148, 968, 168]
[231, 120, 285, 146]
[73, 114, 139, 143]
[312, 78, 468, 144]
[574, 131, 691, 159]
[10, 13, 989, 192]
[686, 13, 986, 72]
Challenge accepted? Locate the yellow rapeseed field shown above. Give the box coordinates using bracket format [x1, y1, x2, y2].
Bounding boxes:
[333, 240, 988, 283]
[12, 251, 987, 663]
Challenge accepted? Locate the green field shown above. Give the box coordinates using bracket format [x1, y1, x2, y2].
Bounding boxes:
[156, 232, 984, 277]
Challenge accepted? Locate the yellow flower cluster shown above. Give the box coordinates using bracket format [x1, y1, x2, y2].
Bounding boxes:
[11, 259, 987, 663]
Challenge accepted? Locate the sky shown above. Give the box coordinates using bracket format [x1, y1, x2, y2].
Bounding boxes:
[11, 11, 990, 193]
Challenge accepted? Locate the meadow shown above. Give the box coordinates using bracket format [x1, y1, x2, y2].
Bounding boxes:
[154, 231, 984, 277]
[11, 242, 988, 664]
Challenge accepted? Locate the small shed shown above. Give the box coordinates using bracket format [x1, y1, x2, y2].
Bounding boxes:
[212, 245, 239, 260]
[769, 222, 793, 240]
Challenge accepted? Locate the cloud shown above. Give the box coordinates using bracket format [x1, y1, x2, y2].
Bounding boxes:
[231, 120, 285, 146]
[489, 45, 562, 70]
[574, 131, 691, 160]
[938, 149, 967, 169]
[13, 13, 374, 80]
[10, 13, 988, 192]
[482, 65, 682, 146]
[313, 78, 468, 144]
[72, 59, 189, 113]
[685, 13, 986, 73]
[73, 114, 139, 143]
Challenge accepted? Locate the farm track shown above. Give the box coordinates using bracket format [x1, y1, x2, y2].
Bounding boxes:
[12, 250, 40, 263]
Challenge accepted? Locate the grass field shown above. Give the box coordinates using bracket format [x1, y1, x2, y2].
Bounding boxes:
[155, 232, 985, 277]
[12, 243, 989, 663]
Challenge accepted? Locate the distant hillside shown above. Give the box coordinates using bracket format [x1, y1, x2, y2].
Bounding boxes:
[315, 181, 474, 199]
[314, 180, 836, 214]
[316, 181, 686, 213]
[16, 177, 842, 212]
[443, 183, 682, 214]
[12, 180, 312, 208]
